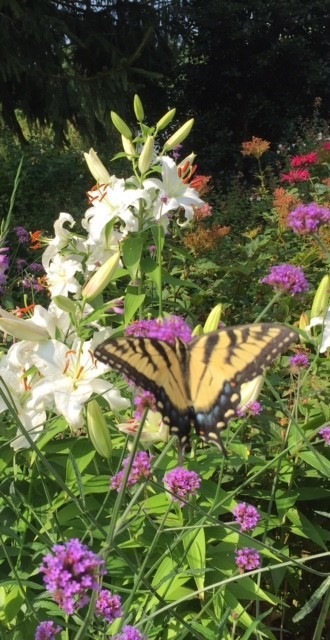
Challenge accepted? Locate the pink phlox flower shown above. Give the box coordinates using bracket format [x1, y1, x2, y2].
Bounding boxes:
[236, 401, 263, 418]
[289, 354, 309, 369]
[134, 390, 158, 420]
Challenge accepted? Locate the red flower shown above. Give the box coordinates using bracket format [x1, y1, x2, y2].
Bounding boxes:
[290, 152, 318, 168]
[280, 169, 310, 183]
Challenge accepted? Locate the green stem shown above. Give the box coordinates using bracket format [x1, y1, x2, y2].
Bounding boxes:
[254, 290, 283, 322]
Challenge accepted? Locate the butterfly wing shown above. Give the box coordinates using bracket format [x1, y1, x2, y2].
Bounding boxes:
[187, 323, 297, 448]
[94, 337, 193, 446]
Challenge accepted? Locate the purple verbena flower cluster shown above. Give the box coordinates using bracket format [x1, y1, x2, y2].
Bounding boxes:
[289, 354, 309, 369]
[134, 390, 158, 420]
[261, 264, 309, 295]
[233, 503, 261, 532]
[111, 451, 153, 492]
[95, 589, 123, 623]
[35, 621, 62, 640]
[40, 539, 105, 614]
[236, 401, 263, 418]
[113, 626, 147, 640]
[319, 426, 330, 446]
[15, 226, 30, 244]
[288, 203, 330, 235]
[163, 467, 201, 506]
[235, 548, 261, 573]
[0, 247, 9, 293]
[125, 315, 192, 345]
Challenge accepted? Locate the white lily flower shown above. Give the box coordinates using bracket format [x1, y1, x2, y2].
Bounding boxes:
[11, 407, 47, 450]
[42, 212, 77, 269]
[117, 410, 169, 444]
[46, 253, 83, 297]
[29, 338, 129, 431]
[143, 156, 204, 222]
[307, 306, 330, 353]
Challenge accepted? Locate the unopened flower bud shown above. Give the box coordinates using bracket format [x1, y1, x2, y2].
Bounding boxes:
[156, 108, 176, 131]
[138, 136, 154, 174]
[163, 118, 194, 151]
[82, 251, 120, 301]
[84, 149, 111, 183]
[133, 94, 144, 121]
[238, 375, 264, 409]
[203, 304, 223, 333]
[311, 274, 330, 320]
[299, 311, 310, 331]
[111, 111, 132, 139]
[52, 296, 77, 314]
[121, 135, 136, 157]
[0, 308, 48, 340]
[87, 400, 112, 458]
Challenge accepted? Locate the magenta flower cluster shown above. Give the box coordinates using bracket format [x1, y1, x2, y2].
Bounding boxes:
[288, 203, 330, 235]
[319, 426, 330, 446]
[95, 589, 123, 623]
[35, 621, 62, 640]
[0, 247, 9, 293]
[262, 264, 309, 295]
[40, 539, 105, 614]
[134, 390, 157, 420]
[111, 451, 153, 492]
[125, 315, 192, 345]
[289, 354, 309, 369]
[236, 401, 263, 418]
[113, 626, 147, 640]
[235, 548, 261, 572]
[163, 467, 201, 506]
[233, 503, 261, 532]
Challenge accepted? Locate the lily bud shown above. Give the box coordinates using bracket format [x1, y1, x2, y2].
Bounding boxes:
[121, 135, 136, 157]
[203, 304, 223, 333]
[82, 251, 120, 301]
[191, 324, 203, 337]
[163, 118, 194, 151]
[52, 296, 77, 314]
[86, 400, 112, 458]
[178, 152, 197, 168]
[0, 308, 49, 340]
[299, 311, 310, 331]
[156, 108, 176, 131]
[138, 136, 154, 174]
[238, 375, 264, 409]
[111, 111, 132, 139]
[133, 94, 144, 121]
[311, 274, 330, 320]
[84, 148, 111, 184]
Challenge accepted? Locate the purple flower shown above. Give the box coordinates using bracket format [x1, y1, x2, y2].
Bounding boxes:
[233, 503, 261, 532]
[172, 144, 183, 161]
[40, 539, 105, 615]
[29, 262, 45, 274]
[16, 258, 28, 271]
[261, 264, 309, 295]
[113, 626, 147, 640]
[319, 426, 330, 446]
[288, 203, 330, 235]
[134, 390, 157, 420]
[125, 315, 192, 345]
[35, 621, 62, 640]
[15, 226, 30, 244]
[111, 451, 153, 492]
[236, 401, 263, 418]
[0, 248, 9, 293]
[163, 467, 201, 506]
[289, 354, 309, 369]
[95, 589, 122, 623]
[235, 548, 261, 573]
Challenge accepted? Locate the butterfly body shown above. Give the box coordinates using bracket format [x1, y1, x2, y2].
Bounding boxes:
[94, 323, 296, 455]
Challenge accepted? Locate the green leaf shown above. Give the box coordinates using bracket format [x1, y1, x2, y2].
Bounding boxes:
[124, 291, 145, 325]
[298, 450, 330, 478]
[183, 528, 206, 596]
[122, 235, 144, 279]
[286, 508, 327, 549]
[292, 576, 330, 622]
